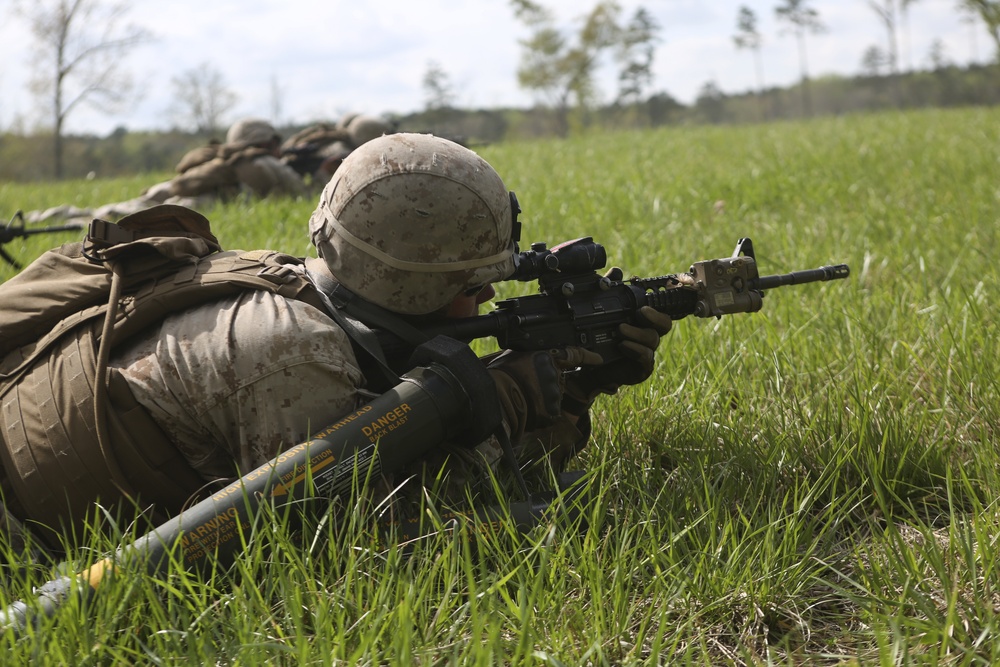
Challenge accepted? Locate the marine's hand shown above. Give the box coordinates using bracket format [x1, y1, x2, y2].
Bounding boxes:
[563, 302, 672, 413]
[488, 347, 601, 438]
[616, 305, 672, 385]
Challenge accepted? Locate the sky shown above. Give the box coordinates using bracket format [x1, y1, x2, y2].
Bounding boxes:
[0, 0, 986, 136]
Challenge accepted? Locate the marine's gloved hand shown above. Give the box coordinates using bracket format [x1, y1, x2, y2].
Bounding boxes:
[563, 270, 672, 415]
[488, 347, 602, 439]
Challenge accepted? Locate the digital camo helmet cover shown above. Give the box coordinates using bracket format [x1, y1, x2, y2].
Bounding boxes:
[308, 133, 515, 315]
[346, 114, 392, 147]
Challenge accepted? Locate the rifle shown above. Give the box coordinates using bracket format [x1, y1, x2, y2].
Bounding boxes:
[1, 211, 85, 269]
[373, 235, 850, 364]
[0, 235, 849, 635]
[280, 143, 328, 178]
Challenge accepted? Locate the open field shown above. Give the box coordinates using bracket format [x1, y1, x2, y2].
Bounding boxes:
[1, 107, 999, 665]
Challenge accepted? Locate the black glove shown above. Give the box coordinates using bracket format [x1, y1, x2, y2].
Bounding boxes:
[563, 297, 672, 415]
[488, 347, 602, 439]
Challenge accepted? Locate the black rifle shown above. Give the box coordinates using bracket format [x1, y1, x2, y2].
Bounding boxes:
[374, 236, 850, 363]
[280, 143, 328, 178]
[1, 211, 85, 269]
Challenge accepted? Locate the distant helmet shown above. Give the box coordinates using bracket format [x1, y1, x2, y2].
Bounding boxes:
[308, 133, 515, 315]
[346, 114, 392, 147]
[336, 112, 361, 130]
[226, 118, 280, 147]
[317, 140, 352, 160]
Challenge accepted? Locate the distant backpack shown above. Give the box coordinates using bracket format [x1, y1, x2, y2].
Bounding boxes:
[0, 204, 325, 544]
[169, 144, 274, 198]
[174, 141, 223, 174]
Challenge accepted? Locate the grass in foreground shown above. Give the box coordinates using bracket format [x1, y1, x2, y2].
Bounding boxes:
[1, 107, 999, 665]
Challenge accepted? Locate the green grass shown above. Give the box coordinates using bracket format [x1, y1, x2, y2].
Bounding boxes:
[2, 107, 1000, 664]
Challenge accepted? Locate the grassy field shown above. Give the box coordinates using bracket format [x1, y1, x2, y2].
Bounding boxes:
[1, 107, 999, 665]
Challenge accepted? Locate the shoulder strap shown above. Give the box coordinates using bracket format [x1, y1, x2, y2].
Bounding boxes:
[304, 266, 404, 392]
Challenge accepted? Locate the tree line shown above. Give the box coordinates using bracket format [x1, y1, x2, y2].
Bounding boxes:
[2, 61, 995, 184]
[4, 0, 1000, 182]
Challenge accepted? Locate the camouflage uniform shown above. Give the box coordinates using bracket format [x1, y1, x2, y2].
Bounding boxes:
[109, 287, 365, 481]
[106, 269, 578, 509]
[1, 134, 595, 557]
[24, 119, 306, 227]
[280, 114, 394, 186]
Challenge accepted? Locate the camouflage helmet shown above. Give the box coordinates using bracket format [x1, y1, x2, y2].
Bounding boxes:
[308, 133, 515, 315]
[335, 112, 361, 130]
[226, 118, 280, 147]
[346, 114, 392, 147]
[318, 140, 352, 160]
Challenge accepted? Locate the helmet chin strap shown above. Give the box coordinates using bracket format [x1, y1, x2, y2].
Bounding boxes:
[305, 259, 429, 344]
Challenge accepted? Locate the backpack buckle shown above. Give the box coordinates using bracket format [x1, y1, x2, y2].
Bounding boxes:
[87, 220, 136, 248]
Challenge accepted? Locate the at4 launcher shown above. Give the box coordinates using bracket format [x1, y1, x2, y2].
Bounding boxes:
[376, 236, 850, 361]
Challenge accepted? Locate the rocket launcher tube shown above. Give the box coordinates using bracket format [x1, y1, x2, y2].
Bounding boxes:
[1, 335, 500, 635]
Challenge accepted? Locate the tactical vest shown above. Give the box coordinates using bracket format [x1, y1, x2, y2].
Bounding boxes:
[0, 205, 328, 546]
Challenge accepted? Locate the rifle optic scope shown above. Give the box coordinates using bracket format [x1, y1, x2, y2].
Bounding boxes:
[509, 237, 607, 282]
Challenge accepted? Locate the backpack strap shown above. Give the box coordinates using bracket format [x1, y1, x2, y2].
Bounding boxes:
[105, 368, 208, 515]
[88, 247, 337, 521]
[92, 261, 138, 502]
[304, 265, 403, 393]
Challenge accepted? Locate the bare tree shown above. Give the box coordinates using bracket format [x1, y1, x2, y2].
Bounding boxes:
[733, 6, 765, 118]
[926, 39, 951, 69]
[958, 0, 1000, 63]
[14, 0, 151, 178]
[774, 0, 825, 117]
[867, 1, 901, 75]
[960, 9, 982, 62]
[867, 1, 918, 104]
[167, 64, 239, 135]
[900, 0, 921, 72]
[422, 61, 457, 110]
[269, 74, 284, 128]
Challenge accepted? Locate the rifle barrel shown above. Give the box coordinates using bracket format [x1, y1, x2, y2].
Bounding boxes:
[0, 223, 85, 245]
[755, 264, 850, 290]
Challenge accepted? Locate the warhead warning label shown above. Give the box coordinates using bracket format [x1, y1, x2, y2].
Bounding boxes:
[361, 403, 412, 442]
[180, 506, 244, 564]
[314, 444, 380, 499]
